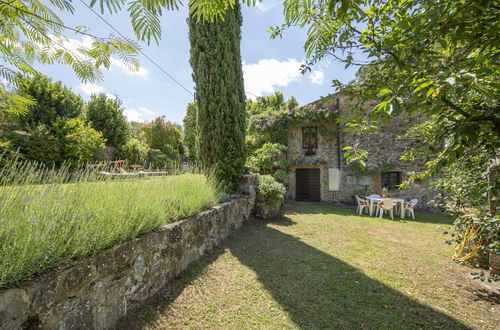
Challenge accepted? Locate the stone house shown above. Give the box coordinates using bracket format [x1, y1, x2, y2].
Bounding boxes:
[287, 91, 437, 209]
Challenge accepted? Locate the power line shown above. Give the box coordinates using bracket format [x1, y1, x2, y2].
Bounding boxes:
[19, 16, 89, 70]
[0, 0, 108, 41]
[245, 91, 260, 98]
[79, 0, 194, 97]
[5, 0, 265, 100]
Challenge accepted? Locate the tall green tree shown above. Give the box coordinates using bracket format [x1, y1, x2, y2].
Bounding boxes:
[54, 117, 105, 165]
[21, 124, 63, 166]
[141, 116, 182, 159]
[246, 92, 298, 152]
[189, 1, 247, 190]
[86, 93, 129, 148]
[246, 92, 297, 117]
[182, 102, 198, 160]
[16, 75, 83, 128]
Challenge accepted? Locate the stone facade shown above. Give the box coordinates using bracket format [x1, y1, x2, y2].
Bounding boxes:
[0, 175, 256, 330]
[287, 92, 438, 210]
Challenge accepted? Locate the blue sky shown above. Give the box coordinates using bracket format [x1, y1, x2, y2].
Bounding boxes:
[35, 0, 358, 124]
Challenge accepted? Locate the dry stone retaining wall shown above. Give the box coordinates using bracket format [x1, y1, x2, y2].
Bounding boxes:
[0, 175, 256, 330]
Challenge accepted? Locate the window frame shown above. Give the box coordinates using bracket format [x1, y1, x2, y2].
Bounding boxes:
[302, 126, 318, 150]
[381, 171, 402, 190]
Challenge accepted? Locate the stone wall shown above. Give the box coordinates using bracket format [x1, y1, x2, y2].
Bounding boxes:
[0, 175, 257, 330]
[287, 123, 340, 201]
[286, 92, 439, 210]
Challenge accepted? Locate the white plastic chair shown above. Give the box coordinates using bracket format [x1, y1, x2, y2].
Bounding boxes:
[379, 199, 395, 219]
[403, 199, 419, 219]
[355, 195, 369, 215]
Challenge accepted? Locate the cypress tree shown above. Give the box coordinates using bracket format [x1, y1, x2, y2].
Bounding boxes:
[188, 2, 247, 191]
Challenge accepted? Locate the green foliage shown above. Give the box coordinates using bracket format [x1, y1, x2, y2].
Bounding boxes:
[189, 2, 247, 191]
[55, 118, 105, 164]
[1, 77, 112, 166]
[128, 121, 146, 141]
[0, 160, 220, 288]
[271, 0, 499, 276]
[0, 0, 144, 115]
[21, 125, 63, 166]
[246, 143, 287, 177]
[273, 169, 289, 183]
[118, 138, 148, 164]
[250, 102, 337, 148]
[16, 75, 83, 128]
[141, 116, 182, 161]
[246, 92, 297, 117]
[273, 0, 499, 179]
[86, 93, 129, 148]
[440, 213, 500, 283]
[0, 137, 22, 167]
[188, 0, 259, 22]
[146, 148, 178, 169]
[448, 215, 500, 259]
[0, 0, 259, 116]
[246, 92, 298, 153]
[256, 174, 286, 207]
[430, 148, 493, 214]
[0, 84, 35, 116]
[183, 102, 198, 160]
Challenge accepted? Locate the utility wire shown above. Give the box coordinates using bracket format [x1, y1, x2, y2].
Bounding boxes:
[19, 16, 88, 66]
[79, 0, 194, 97]
[0, 0, 109, 41]
[245, 91, 259, 98]
[8, 0, 261, 100]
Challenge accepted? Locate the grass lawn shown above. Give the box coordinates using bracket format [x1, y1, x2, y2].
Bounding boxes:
[116, 203, 499, 329]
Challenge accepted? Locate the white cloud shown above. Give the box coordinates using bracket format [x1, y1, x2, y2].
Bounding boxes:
[109, 57, 149, 78]
[61, 36, 94, 52]
[123, 107, 156, 122]
[105, 93, 118, 100]
[310, 70, 324, 85]
[77, 83, 104, 95]
[255, 1, 276, 12]
[243, 58, 303, 99]
[47, 36, 149, 79]
[45, 35, 94, 62]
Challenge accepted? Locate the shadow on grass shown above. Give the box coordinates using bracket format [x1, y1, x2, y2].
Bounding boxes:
[228, 218, 468, 329]
[285, 202, 455, 226]
[116, 216, 468, 329]
[113, 247, 226, 330]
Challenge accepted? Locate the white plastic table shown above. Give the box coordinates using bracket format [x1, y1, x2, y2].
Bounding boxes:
[366, 197, 406, 218]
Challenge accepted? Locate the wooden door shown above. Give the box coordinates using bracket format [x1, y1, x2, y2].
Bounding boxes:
[295, 168, 321, 202]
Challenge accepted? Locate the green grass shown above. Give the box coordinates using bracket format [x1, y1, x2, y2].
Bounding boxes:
[116, 203, 499, 329]
[0, 162, 220, 288]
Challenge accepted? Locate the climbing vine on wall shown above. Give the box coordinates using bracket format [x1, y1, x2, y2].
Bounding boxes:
[249, 104, 339, 145]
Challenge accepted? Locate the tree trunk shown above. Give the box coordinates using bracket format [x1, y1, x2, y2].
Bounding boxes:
[488, 153, 499, 216]
[488, 153, 499, 275]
